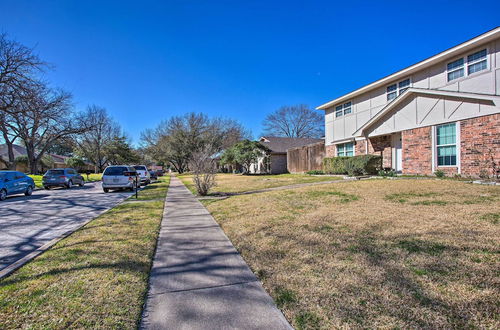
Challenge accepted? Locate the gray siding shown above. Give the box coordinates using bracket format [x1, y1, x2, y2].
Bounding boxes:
[325, 37, 500, 145]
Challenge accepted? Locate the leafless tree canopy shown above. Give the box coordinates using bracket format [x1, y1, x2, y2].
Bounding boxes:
[0, 33, 47, 169]
[140, 112, 250, 174]
[262, 104, 324, 138]
[75, 105, 123, 172]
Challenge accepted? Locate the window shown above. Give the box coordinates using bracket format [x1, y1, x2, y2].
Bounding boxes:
[436, 123, 457, 166]
[447, 49, 487, 82]
[335, 102, 352, 117]
[337, 142, 354, 157]
[387, 78, 410, 101]
[467, 49, 487, 74]
[447, 58, 464, 81]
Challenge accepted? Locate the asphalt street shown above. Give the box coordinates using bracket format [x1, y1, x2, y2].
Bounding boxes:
[0, 182, 133, 272]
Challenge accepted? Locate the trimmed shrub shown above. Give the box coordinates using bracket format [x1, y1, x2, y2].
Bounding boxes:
[323, 157, 349, 174]
[306, 170, 324, 175]
[323, 155, 382, 176]
[345, 155, 382, 176]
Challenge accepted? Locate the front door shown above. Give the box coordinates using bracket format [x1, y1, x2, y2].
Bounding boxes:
[392, 133, 402, 172]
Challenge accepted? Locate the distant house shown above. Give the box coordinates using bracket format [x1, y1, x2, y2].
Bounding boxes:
[0, 144, 94, 173]
[317, 27, 500, 177]
[250, 136, 324, 174]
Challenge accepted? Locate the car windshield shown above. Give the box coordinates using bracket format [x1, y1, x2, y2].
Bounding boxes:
[133, 166, 147, 171]
[46, 170, 65, 175]
[103, 167, 129, 176]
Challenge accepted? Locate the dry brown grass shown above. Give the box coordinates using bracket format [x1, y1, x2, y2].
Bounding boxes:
[204, 179, 500, 329]
[178, 173, 341, 195]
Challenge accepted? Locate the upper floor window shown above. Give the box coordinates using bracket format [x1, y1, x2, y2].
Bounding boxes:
[447, 49, 487, 82]
[337, 142, 354, 157]
[467, 49, 487, 74]
[387, 78, 410, 101]
[335, 101, 352, 118]
[447, 58, 464, 81]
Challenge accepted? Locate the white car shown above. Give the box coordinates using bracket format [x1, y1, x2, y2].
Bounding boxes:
[133, 165, 151, 185]
[102, 165, 138, 192]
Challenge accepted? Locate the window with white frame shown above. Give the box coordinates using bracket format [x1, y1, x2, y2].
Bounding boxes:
[436, 123, 457, 166]
[447, 48, 487, 82]
[337, 142, 354, 157]
[386, 78, 410, 101]
[467, 49, 487, 74]
[335, 101, 352, 118]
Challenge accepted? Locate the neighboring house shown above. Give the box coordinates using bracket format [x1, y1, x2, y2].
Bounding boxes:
[250, 136, 324, 174]
[317, 27, 500, 177]
[0, 144, 94, 172]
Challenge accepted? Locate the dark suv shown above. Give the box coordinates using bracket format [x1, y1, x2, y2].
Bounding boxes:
[42, 168, 85, 189]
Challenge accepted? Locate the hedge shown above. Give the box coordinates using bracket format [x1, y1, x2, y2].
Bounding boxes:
[323, 155, 382, 176]
[323, 156, 350, 174]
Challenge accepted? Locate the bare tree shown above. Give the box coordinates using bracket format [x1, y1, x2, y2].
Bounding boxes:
[262, 104, 324, 138]
[140, 113, 250, 174]
[6, 82, 88, 173]
[0, 33, 46, 169]
[75, 105, 121, 172]
[189, 146, 218, 196]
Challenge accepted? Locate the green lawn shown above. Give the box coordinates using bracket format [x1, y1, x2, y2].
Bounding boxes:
[0, 176, 170, 329]
[29, 173, 102, 188]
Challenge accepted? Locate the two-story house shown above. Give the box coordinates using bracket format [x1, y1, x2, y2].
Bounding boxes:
[317, 27, 500, 177]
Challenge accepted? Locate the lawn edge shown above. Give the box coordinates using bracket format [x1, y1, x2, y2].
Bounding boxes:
[0, 188, 129, 280]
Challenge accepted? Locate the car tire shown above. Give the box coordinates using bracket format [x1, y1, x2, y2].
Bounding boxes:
[44, 186, 50, 190]
[0, 189, 6, 201]
[79, 180, 85, 187]
[103, 188, 109, 193]
[25, 186, 33, 196]
[67, 180, 73, 189]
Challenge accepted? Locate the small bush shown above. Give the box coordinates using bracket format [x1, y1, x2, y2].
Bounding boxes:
[434, 170, 445, 178]
[306, 170, 324, 175]
[322, 157, 349, 174]
[345, 155, 382, 176]
[378, 168, 396, 177]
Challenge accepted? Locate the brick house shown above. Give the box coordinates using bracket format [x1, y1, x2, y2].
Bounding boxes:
[317, 27, 500, 177]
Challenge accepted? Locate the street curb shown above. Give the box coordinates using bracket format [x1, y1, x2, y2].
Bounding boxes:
[0, 183, 136, 280]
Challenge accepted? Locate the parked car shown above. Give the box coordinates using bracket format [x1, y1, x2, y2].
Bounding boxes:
[148, 170, 158, 180]
[133, 165, 151, 185]
[102, 165, 138, 192]
[0, 171, 35, 201]
[42, 168, 85, 189]
[155, 169, 164, 176]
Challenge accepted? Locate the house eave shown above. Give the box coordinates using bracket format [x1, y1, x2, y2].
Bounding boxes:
[316, 27, 500, 111]
[352, 88, 500, 137]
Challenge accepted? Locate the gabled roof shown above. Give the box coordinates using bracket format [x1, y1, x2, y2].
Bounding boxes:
[259, 136, 324, 153]
[353, 88, 500, 137]
[317, 27, 500, 110]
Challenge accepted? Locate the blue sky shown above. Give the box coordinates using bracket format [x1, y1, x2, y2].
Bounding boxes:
[1, 1, 499, 144]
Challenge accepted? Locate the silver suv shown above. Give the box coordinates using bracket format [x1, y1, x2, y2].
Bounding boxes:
[133, 165, 151, 185]
[102, 165, 138, 192]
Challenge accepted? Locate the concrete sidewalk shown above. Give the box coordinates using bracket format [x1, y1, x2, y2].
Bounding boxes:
[141, 176, 292, 330]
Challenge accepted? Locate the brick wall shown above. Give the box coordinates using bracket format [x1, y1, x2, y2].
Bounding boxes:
[460, 113, 500, 177]
[402, 126, 434, 175]
[325, 144, 335, 157]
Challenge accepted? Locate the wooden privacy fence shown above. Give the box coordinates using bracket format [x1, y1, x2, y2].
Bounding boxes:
[287, 141, 325, 173]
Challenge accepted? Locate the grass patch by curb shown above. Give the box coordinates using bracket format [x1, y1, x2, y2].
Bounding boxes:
[0, 176, 170, 329]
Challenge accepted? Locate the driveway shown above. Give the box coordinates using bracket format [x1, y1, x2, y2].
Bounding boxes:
[0, 182, 133, 272]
